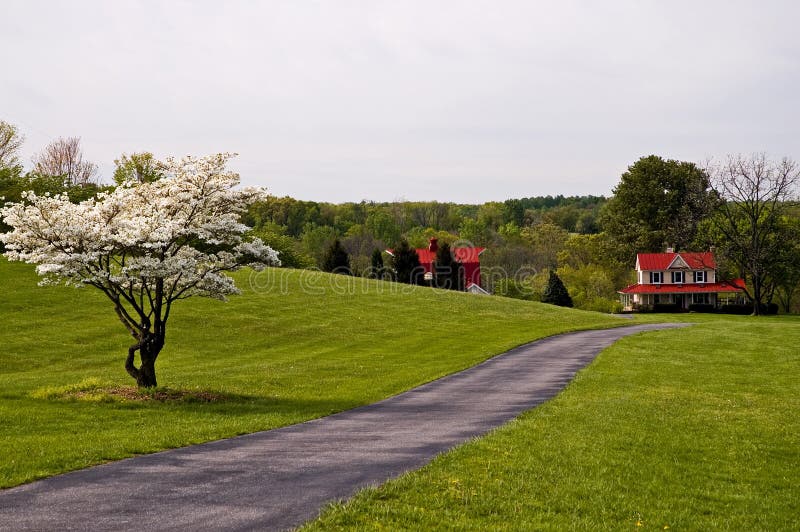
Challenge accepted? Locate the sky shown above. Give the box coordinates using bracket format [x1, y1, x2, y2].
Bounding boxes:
[1, 1, 798, 203]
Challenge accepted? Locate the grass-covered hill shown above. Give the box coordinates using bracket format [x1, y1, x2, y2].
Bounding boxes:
[4, 259, 799, 529]
[0, 259, 621, 488]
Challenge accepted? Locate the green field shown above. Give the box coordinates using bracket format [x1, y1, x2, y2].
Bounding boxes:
[0, 259, 621, 488]
[304, 315, 800, 530]
[4, 258, 797, 530]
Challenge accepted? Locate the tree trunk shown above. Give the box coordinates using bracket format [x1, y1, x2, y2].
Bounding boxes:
[778, 287, 795, 314]
[125, 333, 164, 388]
[137, 348, 158, 388]
[751, 276, 763, 316]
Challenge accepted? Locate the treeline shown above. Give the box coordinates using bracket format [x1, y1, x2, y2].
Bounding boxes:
[245, 195, 605, 240]
[243, 196, 605, 261]
[2, 119, 799, 315]
[240, 195, 632, 312]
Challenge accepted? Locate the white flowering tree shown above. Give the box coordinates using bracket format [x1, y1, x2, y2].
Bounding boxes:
[1, 153, 279, 387]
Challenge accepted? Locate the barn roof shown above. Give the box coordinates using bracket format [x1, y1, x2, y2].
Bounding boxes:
[414, 247, 485, 265]
[384, 247, 485, 264]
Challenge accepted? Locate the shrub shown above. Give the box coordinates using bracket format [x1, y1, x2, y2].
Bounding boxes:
[717, 303, 778, 315]
[688, 303, 715, 313]
[493, 279, 534, 301]
[718, 304, 752, 315]
[653, 303, 682, 313]
[580, 297, 623, 314]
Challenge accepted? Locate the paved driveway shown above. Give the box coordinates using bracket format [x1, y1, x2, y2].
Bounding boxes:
[0, 323, 686, 531]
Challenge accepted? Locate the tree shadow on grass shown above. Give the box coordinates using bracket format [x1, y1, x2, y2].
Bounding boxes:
[27, 377, 359, 418]
[28, 378, 242, 404]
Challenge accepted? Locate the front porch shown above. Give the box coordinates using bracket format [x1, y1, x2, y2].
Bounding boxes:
[621, 292, 714, 312]
[620, 291, 746, 312]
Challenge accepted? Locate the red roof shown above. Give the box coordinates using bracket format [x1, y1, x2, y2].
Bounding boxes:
[619, 279, 745, 294]
[414, 247, 485, 265]
[637, 252, 716, 270]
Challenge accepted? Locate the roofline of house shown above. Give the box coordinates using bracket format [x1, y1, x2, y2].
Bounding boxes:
[618, 280, 746, 295]
[636, 251, 717, 271]
[666, 254, 689, 270]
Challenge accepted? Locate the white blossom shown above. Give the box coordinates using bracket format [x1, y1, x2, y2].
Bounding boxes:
[1, 153, 279, 299]
[1, 153, 280, 387]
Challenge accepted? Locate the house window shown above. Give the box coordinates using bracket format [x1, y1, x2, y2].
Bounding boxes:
[692, 293, 710, 305]
[650, 272, 663, 284]
[672, 271, 684, 284]
[694, 271, 707, 283]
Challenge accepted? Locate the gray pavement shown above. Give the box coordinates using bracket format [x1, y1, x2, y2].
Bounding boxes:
[0, 323, 686, 531]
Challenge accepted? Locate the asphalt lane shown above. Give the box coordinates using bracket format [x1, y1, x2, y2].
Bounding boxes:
[0, 323, 687, 531]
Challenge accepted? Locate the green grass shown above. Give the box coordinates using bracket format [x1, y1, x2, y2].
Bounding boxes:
[303, 316, 800, 531]
[0, 259, 623, 488]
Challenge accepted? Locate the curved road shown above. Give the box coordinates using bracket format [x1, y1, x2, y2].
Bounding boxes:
[0, 323, 686, 531]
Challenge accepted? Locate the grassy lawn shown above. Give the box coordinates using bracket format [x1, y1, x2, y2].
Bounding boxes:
[303, 315, 800, 531]
[0, 259, 623, 489]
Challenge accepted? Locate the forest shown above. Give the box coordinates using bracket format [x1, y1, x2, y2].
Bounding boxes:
[242, 194, 629, 310]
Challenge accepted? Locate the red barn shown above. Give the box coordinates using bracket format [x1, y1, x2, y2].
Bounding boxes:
[403, 238, 485, 290]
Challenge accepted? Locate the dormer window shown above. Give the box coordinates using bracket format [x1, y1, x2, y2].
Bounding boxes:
[694, 271, 707, 283]
[672, 271, 684, 284]
[650, 272, 663, 284]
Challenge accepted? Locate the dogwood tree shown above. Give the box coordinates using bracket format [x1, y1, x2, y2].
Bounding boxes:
[1, 153, 279, 387]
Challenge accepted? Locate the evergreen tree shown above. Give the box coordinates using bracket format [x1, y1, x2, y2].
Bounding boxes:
[322, 238, 351, 275]
[541, 270, 573, 307]
[392, 239, 422, 284]
[434, 242, 453, 289]
[370, 248, 385, 278]
[452, 260, 465, 291]
[434, 242, 464, 290]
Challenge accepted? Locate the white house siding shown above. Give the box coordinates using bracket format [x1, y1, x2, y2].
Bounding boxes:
[639, 269, 714, 284]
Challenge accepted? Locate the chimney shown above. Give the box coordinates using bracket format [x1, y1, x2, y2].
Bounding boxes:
[428, 237, 439, 253]
[666, 246, 674, 253]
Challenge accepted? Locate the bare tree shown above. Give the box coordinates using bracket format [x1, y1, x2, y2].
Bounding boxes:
[32, 137, 98, 186]
[708, 154, 800, 315]
[0, 120, 24, 168]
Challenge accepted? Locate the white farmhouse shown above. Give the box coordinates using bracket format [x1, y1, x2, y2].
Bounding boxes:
[618, 250, 745, 311]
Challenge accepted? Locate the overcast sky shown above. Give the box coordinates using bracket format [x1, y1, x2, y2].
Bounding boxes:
[2, 1, 798, 203]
